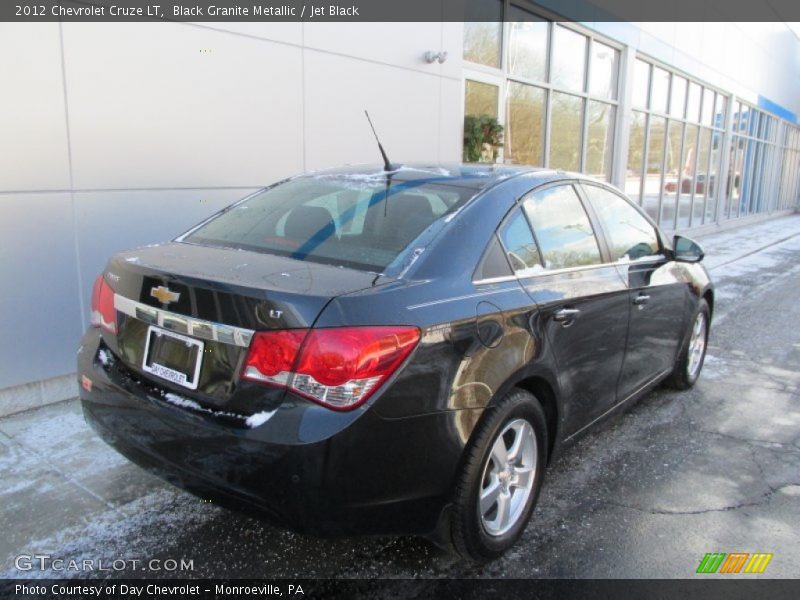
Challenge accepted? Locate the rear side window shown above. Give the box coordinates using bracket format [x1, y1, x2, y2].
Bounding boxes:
[499, 208, 542, 275]
[475, 235, 513, 281]
[522, 185, 602, 269]
[582, 184, 660, 262]
[185, 176, 473, 272]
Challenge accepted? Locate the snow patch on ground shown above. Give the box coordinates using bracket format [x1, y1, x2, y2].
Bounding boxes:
[0, 488, 221, 579]
[700, 354, 729, 380]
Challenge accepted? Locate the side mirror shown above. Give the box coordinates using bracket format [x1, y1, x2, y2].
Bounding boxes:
[673, 235, 704, 263]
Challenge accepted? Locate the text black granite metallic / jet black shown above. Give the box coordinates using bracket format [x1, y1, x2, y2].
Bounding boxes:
[78, 164, 712, 560]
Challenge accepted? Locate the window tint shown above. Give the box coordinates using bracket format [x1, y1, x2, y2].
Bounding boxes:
[475, 234, 513, 281]
[522, 185, 602, 269]
[499, 208, 542, 275]
[186, 176, 472, 272]
[582, 185, 660, 261]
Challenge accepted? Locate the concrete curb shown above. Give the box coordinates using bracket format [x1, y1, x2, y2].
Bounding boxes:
[0, 374, 77, 419]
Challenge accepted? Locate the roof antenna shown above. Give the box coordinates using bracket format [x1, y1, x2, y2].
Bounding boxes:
[365, 110, 395, 172]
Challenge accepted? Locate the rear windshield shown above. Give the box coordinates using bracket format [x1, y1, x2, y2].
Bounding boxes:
[184, 175, 475, 272]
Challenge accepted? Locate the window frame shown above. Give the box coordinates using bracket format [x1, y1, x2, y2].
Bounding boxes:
[626, 53, 730, 230]
[474, 179, 637, 285]
[461, 2, 623, 178]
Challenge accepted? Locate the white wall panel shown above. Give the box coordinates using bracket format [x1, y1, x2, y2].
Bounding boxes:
[303, 50, 444, 170]
[438, 78, 463, 162]
[0, 193, 83, 388]
[0, 24, 71, 191]
[62, 22, 303, 189]
[190, 22, 303, 45]
[303, 22, 447, 74]
[73, 188, 259, 320]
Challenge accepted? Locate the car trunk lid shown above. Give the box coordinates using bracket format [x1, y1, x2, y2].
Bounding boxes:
[99, 242, 387, 416]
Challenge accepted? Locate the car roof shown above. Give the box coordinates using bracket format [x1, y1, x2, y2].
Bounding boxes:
[302, 162, 579, 191]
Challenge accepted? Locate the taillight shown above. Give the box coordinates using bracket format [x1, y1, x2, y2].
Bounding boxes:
[90, 274, 117, 334]
[241, 326, 420, 411]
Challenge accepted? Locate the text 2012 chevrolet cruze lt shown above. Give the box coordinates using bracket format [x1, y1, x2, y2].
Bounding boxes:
[78, 164, 712, 560]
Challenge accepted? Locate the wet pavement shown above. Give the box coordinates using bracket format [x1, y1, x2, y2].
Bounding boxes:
[1, 216, 799, 579]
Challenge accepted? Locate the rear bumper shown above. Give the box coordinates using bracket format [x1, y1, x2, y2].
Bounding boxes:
[77, 329, 468, 536]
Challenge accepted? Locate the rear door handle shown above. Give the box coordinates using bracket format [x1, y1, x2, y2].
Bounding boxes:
[633, 293, 651, 306]
[553, 308, 581, 322]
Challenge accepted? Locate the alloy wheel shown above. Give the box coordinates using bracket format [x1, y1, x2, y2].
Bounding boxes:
[478, 419, 537, 537]
[687, 311, 707, 379]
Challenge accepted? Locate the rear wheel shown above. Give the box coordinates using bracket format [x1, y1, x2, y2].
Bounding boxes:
[665, 299, 710, 390]
[450, 389, 547, 561]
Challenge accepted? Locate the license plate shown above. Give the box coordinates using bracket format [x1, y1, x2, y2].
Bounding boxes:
[142, 325, 204, 390]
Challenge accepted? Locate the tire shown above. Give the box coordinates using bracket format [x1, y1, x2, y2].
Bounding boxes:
[665, 298, 710, 390]
[450, 388, 548, 561]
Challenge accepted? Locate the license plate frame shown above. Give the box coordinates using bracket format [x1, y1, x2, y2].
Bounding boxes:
[142, 325, 204, 390]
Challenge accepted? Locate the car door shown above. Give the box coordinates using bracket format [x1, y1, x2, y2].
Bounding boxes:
[508, 183, 630, 437]
[579, 183, 687, 400]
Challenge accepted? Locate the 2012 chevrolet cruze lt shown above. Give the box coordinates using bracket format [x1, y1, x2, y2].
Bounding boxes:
[78, 164, 712, 560]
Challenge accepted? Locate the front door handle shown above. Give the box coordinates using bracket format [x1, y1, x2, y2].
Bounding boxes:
[553, 307, 581, 322]
[633, 293, 651, 306]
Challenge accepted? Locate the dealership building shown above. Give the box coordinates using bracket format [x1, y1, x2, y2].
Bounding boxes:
[2, 2, 800, 409]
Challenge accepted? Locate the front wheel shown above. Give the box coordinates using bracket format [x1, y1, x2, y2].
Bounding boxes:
[450, 389, 547, 561]
[665, 298, 710, 390]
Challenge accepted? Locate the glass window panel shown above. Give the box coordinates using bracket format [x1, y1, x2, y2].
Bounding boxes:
[475, 235, 513, 280]
[677, 124, 699, 228]
[586, 101, 615, 181]
[670, 76, 687, 118]
[643, 115, 666, 221]
[464, 79, 499, 119]
[702, 88, 715, 126]
[726, 137, 745, 218]
[626, 111, 647, 203]
[589, 41, 619, 100]
[463, 23, 502, 68]
[187, 179, 473, 272]
[714, 93, 726, 129]
[463, 0, 503, 68]
[748, 110, 760, 138]
[551, 25, 587, 91]
[695, 128, 712, 223]
[522, 185, 602, 269]
[662, 120, 685, 226]
[632, 59, 650, 109]
[686, 82, 702, 123]
[499, 208, 542, 274]
[682, 124, 700, 187]
[506, 82, 546, 166]
[583, 185, 659, 261]
[741, 138, 757, 215]
[651, 67, 670, 114]
[549, 92, 584, 171]
[507, 7, 548, 82]
[705, 129, 722, 223]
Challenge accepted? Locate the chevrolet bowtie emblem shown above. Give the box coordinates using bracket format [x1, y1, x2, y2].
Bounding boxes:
[151, 286, 180, 305]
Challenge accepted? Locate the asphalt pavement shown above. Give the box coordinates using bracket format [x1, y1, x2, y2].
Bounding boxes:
[1, 215, 799, 580]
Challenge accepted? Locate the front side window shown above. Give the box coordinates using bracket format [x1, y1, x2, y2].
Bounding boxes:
[185, 176, 472, 272]
[582, 184, 660, 261]
[522, 185, 602, 269]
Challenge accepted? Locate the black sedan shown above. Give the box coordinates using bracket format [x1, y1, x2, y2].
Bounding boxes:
[78, 164, 712, 560]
